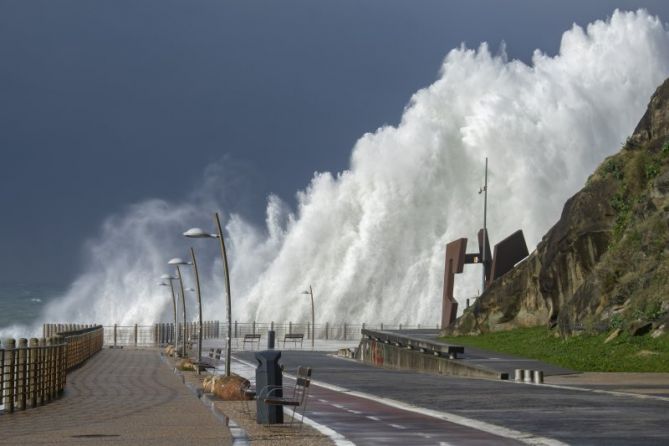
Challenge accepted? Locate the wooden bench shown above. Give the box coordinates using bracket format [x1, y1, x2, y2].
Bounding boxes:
[283, 333, 304, 348]
[243, 334, 261, 350]
[259, 366, 312, 427]
[192, 348, 221, 371]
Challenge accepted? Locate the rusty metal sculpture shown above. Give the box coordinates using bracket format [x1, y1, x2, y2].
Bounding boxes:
[441, 228, 528, 328]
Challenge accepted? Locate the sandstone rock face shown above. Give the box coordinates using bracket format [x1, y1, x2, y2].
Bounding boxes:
[447, 78, 669, 337]
[629, 321, 653, 337]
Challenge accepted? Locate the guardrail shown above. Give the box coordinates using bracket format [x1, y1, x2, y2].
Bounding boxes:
[1, 325, 103, 413]
[46, 321, 441, 349]
[228, 321, 439, 342]
[361, 328, 464, 358]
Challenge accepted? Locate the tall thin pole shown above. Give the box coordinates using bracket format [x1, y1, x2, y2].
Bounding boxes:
[168, 280, 178, 357]
[481, 157, 488, 293]
[175, 265, 187, 358]
[214, 212, 232, 377]
[190, 247, 203, 375]
[309, 285, 315, 350]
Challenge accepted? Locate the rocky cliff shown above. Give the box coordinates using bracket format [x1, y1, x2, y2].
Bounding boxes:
[447, 78, 669, 337]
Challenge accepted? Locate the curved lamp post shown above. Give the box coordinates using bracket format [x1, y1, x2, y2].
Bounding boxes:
[301, 285, 315, 350]
[158, 274, 179, 357]
[169, 250, 204, 373]
[168, 258, 189, 358]
[183, 212, 232, 377]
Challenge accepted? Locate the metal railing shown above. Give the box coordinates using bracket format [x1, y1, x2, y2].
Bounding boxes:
[100, 321, 221, 347]
[41, 321, 437, 350]
[229, 321, 438, 342]
[1, 325, 103, 413]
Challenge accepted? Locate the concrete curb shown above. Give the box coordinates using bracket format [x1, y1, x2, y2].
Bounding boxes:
[160, 353, 251, 445]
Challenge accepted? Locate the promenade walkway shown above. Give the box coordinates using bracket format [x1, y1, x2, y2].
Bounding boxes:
[0, 348, 232, 445]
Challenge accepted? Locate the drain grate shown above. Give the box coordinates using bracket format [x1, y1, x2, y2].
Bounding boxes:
[71, 434, 121, 438]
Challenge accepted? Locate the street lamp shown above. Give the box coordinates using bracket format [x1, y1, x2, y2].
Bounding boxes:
[301, 285, 315, 350]
[169, 250, 205, 374]
[168, 258, 190, 358]
[183, 212, 232, 377]
[159, 274, 179, 357]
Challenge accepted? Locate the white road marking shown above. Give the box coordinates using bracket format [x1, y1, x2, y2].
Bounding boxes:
[232, 355, 566, 446]
[333, 403, 346, 409]
[388, 423, 407, 430]
[347, 409, 363, 415]
[309, 379, 568, 446]
[232, 357, 355, 446]
[366, 415, 381, 421]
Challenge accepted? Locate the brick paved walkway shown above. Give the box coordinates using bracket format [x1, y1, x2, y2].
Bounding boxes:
[0, 348, 232, 445]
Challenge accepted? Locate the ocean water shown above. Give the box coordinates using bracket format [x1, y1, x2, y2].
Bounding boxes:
[0, 282, 64, 338]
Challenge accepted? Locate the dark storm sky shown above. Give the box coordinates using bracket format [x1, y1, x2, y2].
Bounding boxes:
[2, 0, 669, 285]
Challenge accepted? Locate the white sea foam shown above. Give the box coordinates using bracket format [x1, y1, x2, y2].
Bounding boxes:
[2, 9, 668, 338]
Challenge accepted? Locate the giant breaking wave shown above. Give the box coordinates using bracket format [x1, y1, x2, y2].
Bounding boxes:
[3, 10, 669, 338]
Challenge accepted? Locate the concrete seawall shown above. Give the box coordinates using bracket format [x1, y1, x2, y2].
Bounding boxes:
[357, 338, 508, 380]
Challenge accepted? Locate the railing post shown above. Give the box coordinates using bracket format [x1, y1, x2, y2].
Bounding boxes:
[325, 322, 329, 340]
[60, 336, 66, 391]
[38, 337, 46, 405]
[343, 323, 347, 340]
[53, 335, 63, 395]
[134, 324, 138, 347]
[17, 338, 28, 410]
[46, 337, 55, 401]
[289, 321, 292, 334]
[113, 324, 117, 347]
[4, 338, 16, 413]
[29, 338, 38, 408]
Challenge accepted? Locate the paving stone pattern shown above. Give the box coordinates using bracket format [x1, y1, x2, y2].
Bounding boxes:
[0, 348, 232, 445]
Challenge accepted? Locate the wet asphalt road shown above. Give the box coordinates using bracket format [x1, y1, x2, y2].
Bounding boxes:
[236, 350, 669, 446]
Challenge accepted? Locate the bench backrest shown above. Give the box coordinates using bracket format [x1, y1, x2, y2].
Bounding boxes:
[244, 334, 261, 339]
[285, 333, 304, 339]
[296, 366, 311, 387]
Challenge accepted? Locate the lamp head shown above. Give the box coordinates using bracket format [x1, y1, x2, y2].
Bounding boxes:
[168, 257, 190, 265]
[157, 282, 169, 286]
[160, 274, 177, 280]
[183, 227, 218, 239]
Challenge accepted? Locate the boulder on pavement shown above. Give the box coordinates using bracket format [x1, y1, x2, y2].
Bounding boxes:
[177, 358, 196, 371]
[204, 374, 252, 400]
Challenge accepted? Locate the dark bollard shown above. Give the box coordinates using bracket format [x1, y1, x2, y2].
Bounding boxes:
[255, 350, 283, 424]
[267, 330, 275, 349]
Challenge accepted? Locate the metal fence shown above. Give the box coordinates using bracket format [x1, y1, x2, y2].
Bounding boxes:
[1, 325, 103, 413]
[229, 321, 438, 341]
[88, 321, 437, 347]
[100, 321, 221, 347]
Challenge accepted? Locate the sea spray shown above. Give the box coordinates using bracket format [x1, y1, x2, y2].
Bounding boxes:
[3, 9, 668, 338]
